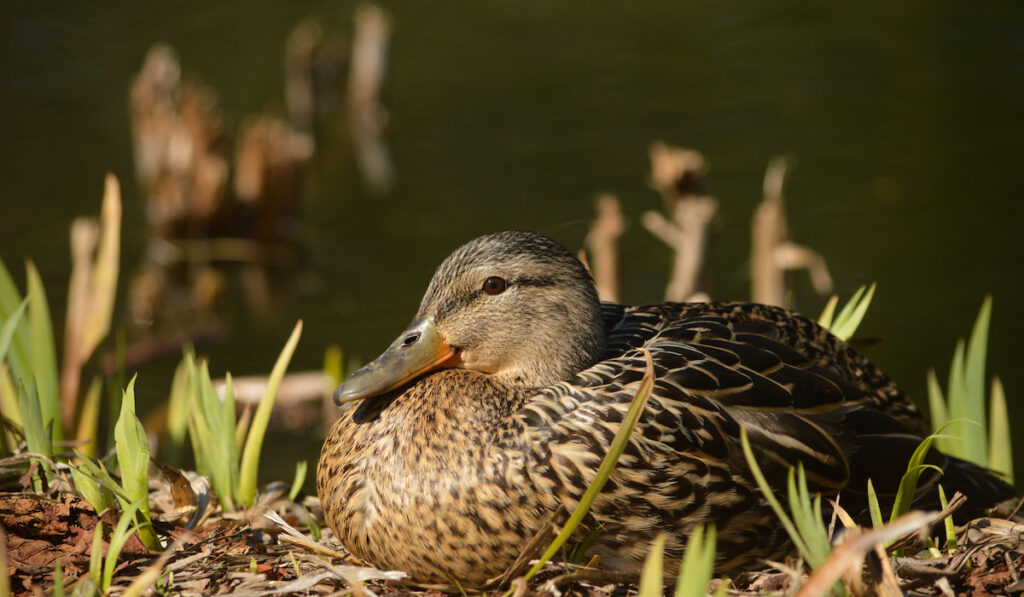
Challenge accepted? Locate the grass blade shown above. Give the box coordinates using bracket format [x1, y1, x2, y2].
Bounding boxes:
[961, 296, 991, 465]
[946, 340, 968, 459]
[164, 357, 190, 464]
[866, 479, 883, 530]
[926, 368, 951, 454]
[75, 378, 102, 459]
[638, 534, 667, 597]
[740, 427, 810, 562]
[0, 298, 28, 371]
[675, 525, 715, 597]
[889, 423, 959, 522]
[189, 359, 236, 509]
[938, 484, 957, 553]
[0, 259, 31, 388]
[0, 366, 20, 431]
[522, 347, 656, 583]
[18, 378, 52, 465]
[26, 261, 61, 443]
[89, 521, 104, 587]
[102, 497, 145, 590]
[987, 377, 1013, 483]
[72, 452, 128, 504]
[817, 295, 838, 330]
[238, 321, 303, 508]
[70, 459, 115, 514]
[53, 560, 64, 597]
[832, 285, 866, 330]
[113, 376, 160, 550]
[831, 283, 876, 342]
[787, 464, 829, 568]
[289, 460, 308, 501]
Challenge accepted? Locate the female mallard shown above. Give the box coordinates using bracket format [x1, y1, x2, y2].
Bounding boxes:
[317, 231, 1012, 585]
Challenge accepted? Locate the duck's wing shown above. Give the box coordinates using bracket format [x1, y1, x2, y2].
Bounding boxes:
[521, 302, 931, 498]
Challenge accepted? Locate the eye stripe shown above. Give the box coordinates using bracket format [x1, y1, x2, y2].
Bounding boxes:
[516, 276, 556, 287]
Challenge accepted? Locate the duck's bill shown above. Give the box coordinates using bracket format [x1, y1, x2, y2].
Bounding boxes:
[333, 314, 462, 405]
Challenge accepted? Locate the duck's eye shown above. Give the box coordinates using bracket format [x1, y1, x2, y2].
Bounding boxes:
[482, 276, 507, 295]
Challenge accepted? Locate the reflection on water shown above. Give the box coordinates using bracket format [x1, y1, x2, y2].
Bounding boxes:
[1, 1, 1022, 484]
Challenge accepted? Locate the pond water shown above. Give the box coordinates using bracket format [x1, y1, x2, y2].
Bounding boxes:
[2, 1, 1023, 483]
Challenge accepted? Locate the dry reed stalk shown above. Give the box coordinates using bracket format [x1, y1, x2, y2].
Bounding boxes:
[750, 157, 832, 306]
[348, 4, 395, 194]
[643, 142, 716, 302]
[60, 175, 121, 432]
[286, 20, 323, 137]
[584, 194, 625, 303]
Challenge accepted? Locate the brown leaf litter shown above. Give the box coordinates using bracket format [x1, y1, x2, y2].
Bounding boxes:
[1, 479, 1022, 596]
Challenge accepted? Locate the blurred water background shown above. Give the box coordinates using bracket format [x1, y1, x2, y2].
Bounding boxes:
[1, 1, 1022, 482]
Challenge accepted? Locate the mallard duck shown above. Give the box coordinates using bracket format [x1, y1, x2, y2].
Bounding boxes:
[317, 231, 1013, 585]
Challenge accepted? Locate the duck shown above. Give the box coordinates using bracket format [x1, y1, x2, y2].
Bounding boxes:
[317, 230, 1014, 585]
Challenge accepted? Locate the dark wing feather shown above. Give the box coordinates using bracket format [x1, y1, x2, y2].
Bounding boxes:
[535, 302, 931, 498]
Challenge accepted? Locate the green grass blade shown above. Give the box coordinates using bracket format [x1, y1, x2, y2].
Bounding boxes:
[221, 372, 240, 500]
[962, 296, 991, 465]
[946, 340, 968, 459]
[0, 298, 28, 372]
[18, 379, 52, 464]
[75, 378, 102, 459]
[831, 283, 876, 342]
[817, 295, 838, 330]
[25, 261, 61, 443]
[70, 460, 114, 514]
[184, 356, 212, 481]
[113, 376, 160, 550]
[0, 298, 29, 441]
[102, 497, 145, 590]
[832, 285, 866, 329]
[238, 321, 303, 508]
[0, 366, 21, 432]
[190, 359, 235, 509]
[938, 484, 957, 553]
[987, 377, 1013, 484]
[890, 423, 959, 522]
[675, 525, 715, 597]
[0, 259, 31, 389]
[53, 560, 65, 597]
[787, 464, 829, 567]
[638, 533, 667, 597]
[164, 357, 190, 464]
[569, 526, 604, 565]
[289, 460, 307, 501]
[926, 368, 952, 454]
[740, 427, 810, 562]
[866, 479, 883, 529]
[521, 348, 656, 583]
[72, 452, 128, 504]
[89, 521, 104, 586]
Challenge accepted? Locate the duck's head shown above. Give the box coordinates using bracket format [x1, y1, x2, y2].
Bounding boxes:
[335, 231, 606, 404]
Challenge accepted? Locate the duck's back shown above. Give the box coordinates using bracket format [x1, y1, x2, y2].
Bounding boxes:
[511, 301, 1007, 574]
